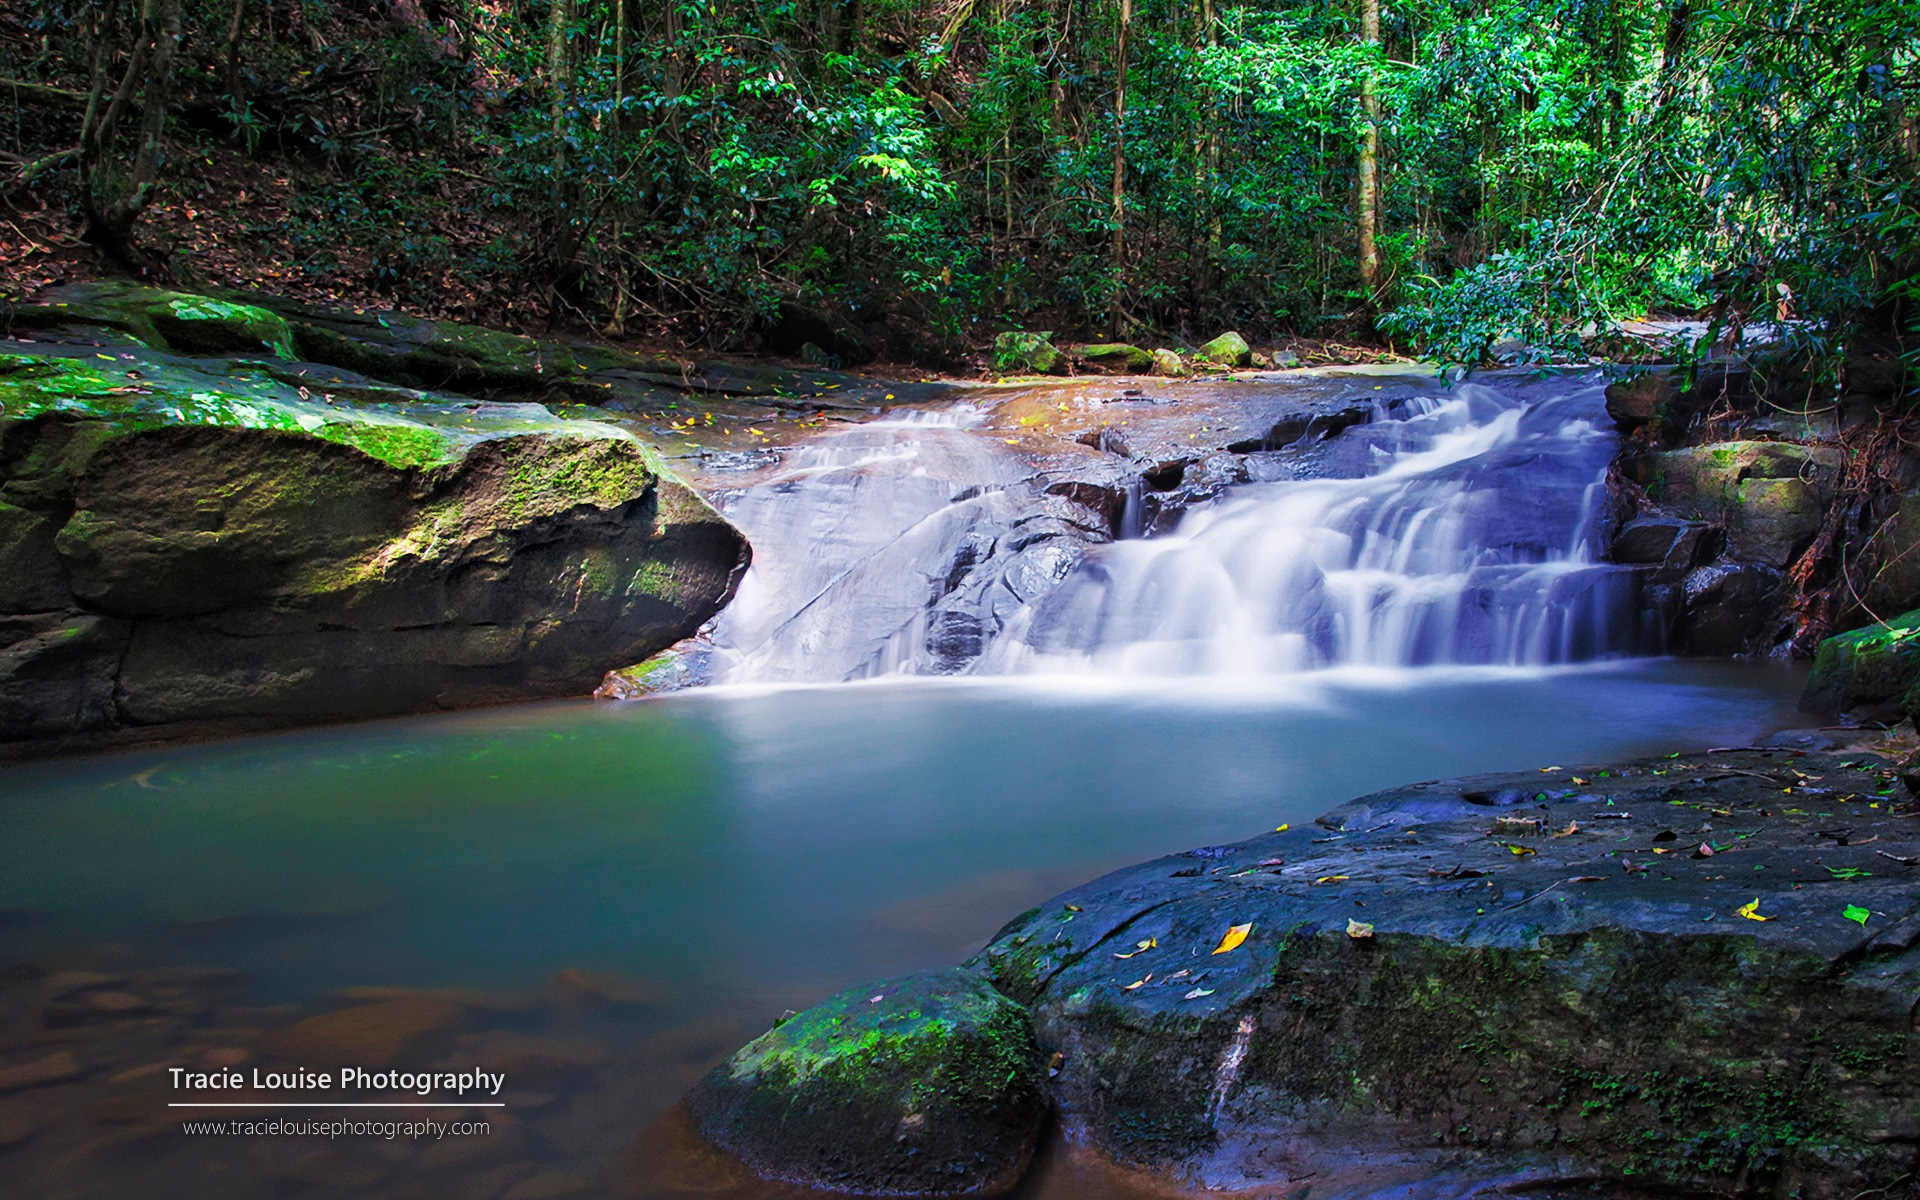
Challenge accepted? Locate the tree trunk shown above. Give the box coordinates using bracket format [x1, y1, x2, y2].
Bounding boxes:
[548, 0, 578, 278]
[1110, 0, 1131, 327]
[80, 0, 182, 273]
[1356, 0, 1381, 308]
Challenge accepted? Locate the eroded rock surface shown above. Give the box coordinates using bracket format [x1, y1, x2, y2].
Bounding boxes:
[968, 748, 1920, 1197]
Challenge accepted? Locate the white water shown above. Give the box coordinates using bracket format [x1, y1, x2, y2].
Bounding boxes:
[991, 379, 1646, 675]
[706, 374, 1649, 684]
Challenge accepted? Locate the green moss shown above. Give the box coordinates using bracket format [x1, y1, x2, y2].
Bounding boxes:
[315, 422, 456, 470]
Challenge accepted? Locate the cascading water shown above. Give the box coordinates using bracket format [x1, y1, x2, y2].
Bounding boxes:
[704, 373, 1650, 684]
[987, 378, 1649, 675]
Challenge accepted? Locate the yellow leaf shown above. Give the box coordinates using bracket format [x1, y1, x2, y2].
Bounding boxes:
[1113, 938, 1157, 959]
[1274, 823, 1290, 832]
[1508, 843, 1537, 856]
[1211, 922, 1253, 955]
[1539, 766, 1563, 773]
[1571, 776, 1589, 786]
[1065, 904, 1082, 912]
[1122, 973, 1152, 990]
[1347, 918, 1375, 939]
[1736, 899, 1771, 922]
[1312, 874, 1349, 886]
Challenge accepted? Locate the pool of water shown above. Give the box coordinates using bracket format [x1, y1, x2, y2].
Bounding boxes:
[0, 660, 1810, 1198]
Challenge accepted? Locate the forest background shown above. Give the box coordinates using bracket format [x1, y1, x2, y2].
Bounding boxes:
[0, 0, 1915, 380]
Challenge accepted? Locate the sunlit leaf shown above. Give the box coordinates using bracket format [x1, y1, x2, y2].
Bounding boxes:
[1210, 922, 1252, 955]
[1735, 898, 1770, 921]
[1113, 938, 1157, 959]
[1347, 918, 1375, 939]
[1843, 905, 1872, 926]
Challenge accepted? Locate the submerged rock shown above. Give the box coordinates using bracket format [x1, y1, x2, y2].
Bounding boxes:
[0, 345, 748, 750]
[965, 749, 1920, 1198]
[686, 967, 1047, 1196]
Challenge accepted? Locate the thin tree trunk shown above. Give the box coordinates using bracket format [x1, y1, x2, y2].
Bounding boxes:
[1356, 0, 1381, 307]
[1110, 0, 1131, 327]
[548, 0, 578, 275]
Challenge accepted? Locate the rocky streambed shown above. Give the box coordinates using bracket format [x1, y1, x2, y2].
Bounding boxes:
[690, 739, 1920, 1199]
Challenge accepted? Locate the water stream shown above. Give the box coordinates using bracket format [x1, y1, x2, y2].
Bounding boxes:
[0, 370, 1819, 1199]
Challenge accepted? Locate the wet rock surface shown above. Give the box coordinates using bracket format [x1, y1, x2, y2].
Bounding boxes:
[967, 746, 1920, 1198]
[686, 968, 1047, 1197]
[0, 313, 750, 752]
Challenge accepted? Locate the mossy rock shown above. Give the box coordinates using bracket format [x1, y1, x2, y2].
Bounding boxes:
[1195, 331, 1252, 368]
[8, 282, 296, 360]
[1619, 441, 1841, 567]
[1801, 609, 1920, 718]
[0, 345, 750, 746]
[993, 331, 1062, 376]
[1149, 348, 1189, 377]
[686, 967, 1047, 1196]
[1073, 343, 1152, 374]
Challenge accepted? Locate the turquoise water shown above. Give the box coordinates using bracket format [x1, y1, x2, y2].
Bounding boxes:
[0, 660, 1808, 1196]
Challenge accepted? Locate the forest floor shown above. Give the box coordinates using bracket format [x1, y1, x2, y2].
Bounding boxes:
[0, 142, 1412, 382]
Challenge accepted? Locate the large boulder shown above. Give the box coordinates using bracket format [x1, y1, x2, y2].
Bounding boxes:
[686, 968, 1048, 1197]
[1619, 441, 1841, 568]
[3, 280, 297, 360]
[968, 750, 1920, 1198]
[0, 346, 748, 749]
[1195, 331, 1252, 368]
[1801, 608, 1920, 720]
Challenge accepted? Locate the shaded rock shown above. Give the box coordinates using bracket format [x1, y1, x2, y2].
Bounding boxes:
[1610, 515, 1712, 568]
[1603, 363, 1752, 432]
[329, 985, 533, 1014]
[1862, 493, 1920, 617]
[1072, 344, 1152, 374]
[1149, 348, 1188, 377]
[968, 749, 1920, 1199]
[687, 967, 1047, 1197]
[1671, 562, 1784, 656]
[260, 1000, 462, 1068]
[993, 332, 1063, 376]
[7, 281, 296, 360]
[1195, 331, 1252, 368]
[1802, 609, 1920, 719]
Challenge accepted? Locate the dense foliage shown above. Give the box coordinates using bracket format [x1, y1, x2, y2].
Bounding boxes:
[1, 0, 1915, 374]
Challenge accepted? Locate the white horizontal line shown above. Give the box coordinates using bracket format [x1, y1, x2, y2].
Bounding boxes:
[167, 1103, 506, 1108]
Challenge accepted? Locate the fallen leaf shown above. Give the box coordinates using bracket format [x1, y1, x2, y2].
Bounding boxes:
[1826, 866, 1874, 880]
[1553, 821, 1582, 837]
[1065, 904, 1082, 912]
[1183, 987, 1215, 1000]
[1166, 969, 1191, 980]
[1211, 923, 1253, 955]
[1735, 898, 1770, 921]
[1508, 843, 1537, 856]
[1347, 918, 1375, 939]
[1571, 776, 1589, 786]
[1312, 875, 1350, 885]
[1122, 974, 1152, 990]
[1843, 905, 1872, 927]
[1113, 938, 1157, 959]
[1274, 823, 1290, 832]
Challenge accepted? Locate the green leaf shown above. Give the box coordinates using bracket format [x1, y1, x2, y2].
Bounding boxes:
[1843, 905, 1872, 927]
[1825, 866, 1873, 879]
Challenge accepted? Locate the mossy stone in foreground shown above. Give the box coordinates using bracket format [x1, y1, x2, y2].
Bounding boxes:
[687, 968, 1047, 1196]
[992, 331, 1062, 376]
[1801, 608, 1920, 718]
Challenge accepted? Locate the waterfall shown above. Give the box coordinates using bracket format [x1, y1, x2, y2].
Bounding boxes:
[987, 379, 1645, 676]
[704, 375, 1648, 684]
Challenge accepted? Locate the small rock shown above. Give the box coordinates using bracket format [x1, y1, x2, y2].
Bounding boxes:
[1195, 331, 1252, 368]
[85, 990, 149, 1014]
[0, 1050, 83, 1093]
[687, 967, 1047, 1197]
[549, 967, 660, 1008]
[259, 1000, 462, 1068]
[331, 985, 533, 1014]
[1149, 348, 1189, 377]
